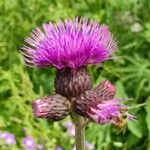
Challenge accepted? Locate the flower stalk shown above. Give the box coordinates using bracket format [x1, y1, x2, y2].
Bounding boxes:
[75, 115, 85, 150]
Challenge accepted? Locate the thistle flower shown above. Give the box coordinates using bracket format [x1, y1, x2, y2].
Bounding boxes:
[21, 17, 117, 98]
[21, 17, 117, 69]
[32, 94, 71, 121]
[22, 136, 35, 150]
[0, 132, 16, 145]
[74, 80, 130, 125]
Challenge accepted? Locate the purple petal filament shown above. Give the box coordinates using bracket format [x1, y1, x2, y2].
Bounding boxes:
[90, 99, 122, 124]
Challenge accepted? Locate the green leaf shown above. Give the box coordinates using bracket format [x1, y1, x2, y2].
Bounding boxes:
[128, 121, 142, 138]
[145, 101, 150, 139]
[128, 111, 146, 139]
[115, 81, 128, 98]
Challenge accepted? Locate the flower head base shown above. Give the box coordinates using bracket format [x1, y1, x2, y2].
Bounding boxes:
[32, 94, 70, 121]
[21, 17, 117, 69]
[55, 66, 92, 98]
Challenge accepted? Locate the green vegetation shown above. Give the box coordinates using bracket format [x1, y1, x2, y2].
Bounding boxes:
[0, 0, 150, 149]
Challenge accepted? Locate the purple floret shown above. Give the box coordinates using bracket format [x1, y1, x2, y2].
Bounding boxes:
[63, 121, 75, 137]
[56, 146, 63, 150]
[90, 99, 122, 124]
[0, 132, 16, 145]
[21, 17, 118, 69]
[22, 136, 35, 150]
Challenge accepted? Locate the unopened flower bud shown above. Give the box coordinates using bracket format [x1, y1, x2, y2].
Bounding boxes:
[32, 94, 71, 121]
[74, 90, 127, 125]
[94, 80, 116, 101]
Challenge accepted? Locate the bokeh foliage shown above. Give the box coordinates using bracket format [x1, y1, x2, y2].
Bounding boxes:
[0, 0, 150, 149]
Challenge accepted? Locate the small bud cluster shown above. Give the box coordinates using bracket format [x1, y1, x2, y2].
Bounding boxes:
[32, 66, 132, 126]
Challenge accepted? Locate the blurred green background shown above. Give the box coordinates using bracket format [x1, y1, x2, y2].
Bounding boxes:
[0, 0, 150, 149]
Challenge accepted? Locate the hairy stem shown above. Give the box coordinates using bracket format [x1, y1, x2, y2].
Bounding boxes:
[75, 115, 85, 150]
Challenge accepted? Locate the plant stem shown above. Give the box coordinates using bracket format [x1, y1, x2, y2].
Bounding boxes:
[75, 115, 85, 150]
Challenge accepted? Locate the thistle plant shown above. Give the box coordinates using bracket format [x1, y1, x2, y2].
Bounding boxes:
[21, 17, 134, 150]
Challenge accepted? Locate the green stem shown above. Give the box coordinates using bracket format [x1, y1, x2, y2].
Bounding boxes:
[75, 115, 85, 150]
[128, 102, 150, 110]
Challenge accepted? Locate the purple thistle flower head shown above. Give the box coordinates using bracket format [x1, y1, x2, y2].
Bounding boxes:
[90, 99, 123, 124]
[0, 132, 16, 145]
[22, 136, 35, 150]
[21, 17, 118, 69]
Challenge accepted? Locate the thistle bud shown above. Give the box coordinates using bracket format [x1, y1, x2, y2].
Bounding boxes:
[32, 94, 71, 121]
[74, 90, 125, 125]
[54, 67, 92, 98]
[94, 80, 116, 101]
[74, 90, 100, 119]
